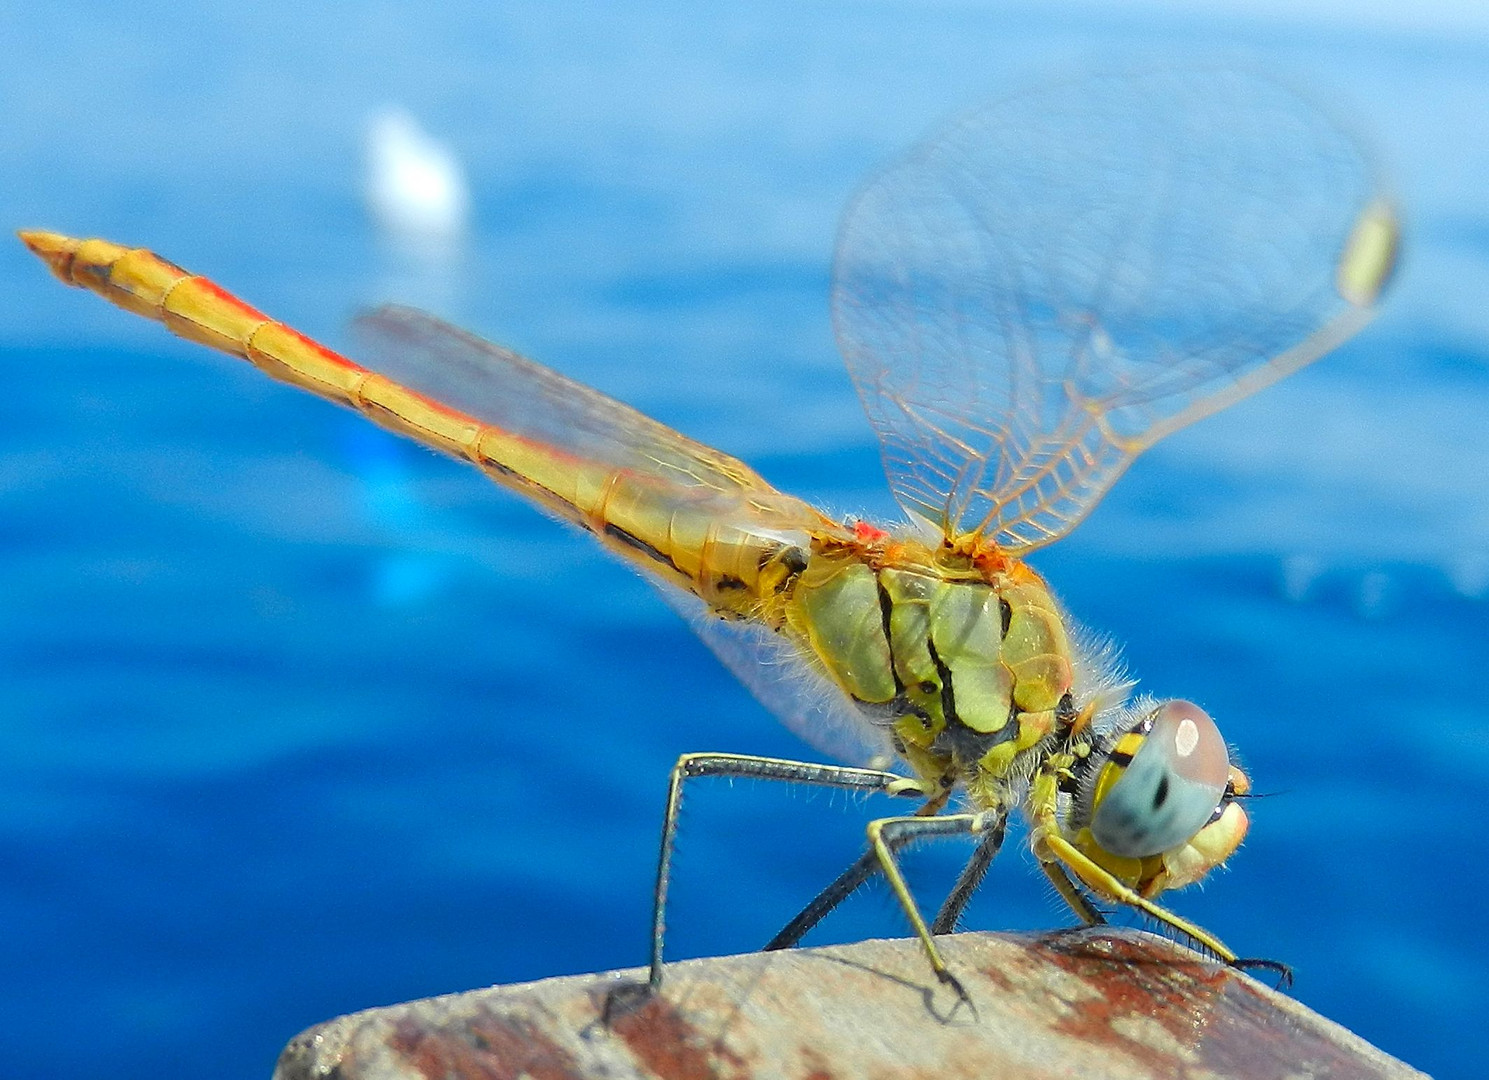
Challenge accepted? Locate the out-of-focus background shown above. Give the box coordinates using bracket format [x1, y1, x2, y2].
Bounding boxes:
[2, 3, 1485, 1077]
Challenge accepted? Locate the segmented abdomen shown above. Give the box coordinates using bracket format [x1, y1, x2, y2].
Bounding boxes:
[21, 233, 836, 619]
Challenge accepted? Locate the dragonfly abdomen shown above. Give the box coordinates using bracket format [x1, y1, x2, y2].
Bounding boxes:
[787, 546, 1074, 789]
[20, 231, 849, 626]
[23, 233, 508, 462]
[575, 472, 822, 616]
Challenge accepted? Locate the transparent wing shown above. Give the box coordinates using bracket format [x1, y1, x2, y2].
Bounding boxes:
[352, 308, 882, 759]
[658, 585, 898, 770]
[833, 67, 1398, 551]
[353, 306, 830, 532]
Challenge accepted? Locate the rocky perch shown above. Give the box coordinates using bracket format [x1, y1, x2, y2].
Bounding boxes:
[274, 929, 1424, 1080]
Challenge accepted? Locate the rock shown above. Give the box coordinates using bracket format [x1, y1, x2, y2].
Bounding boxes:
[274, 929, 1424, 1080]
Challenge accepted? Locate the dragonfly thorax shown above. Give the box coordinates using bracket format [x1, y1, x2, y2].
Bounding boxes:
[783, 532, 1076, 800]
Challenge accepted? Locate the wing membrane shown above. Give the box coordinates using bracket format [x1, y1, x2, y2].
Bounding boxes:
[355, 309, 881, 763]
[833, 68, 1396, 550]
[659, 585, 896, 769]
[353, 306, 831, 533]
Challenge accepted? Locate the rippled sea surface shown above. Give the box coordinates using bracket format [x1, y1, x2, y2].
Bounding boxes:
[3, 5, 1487, 1078]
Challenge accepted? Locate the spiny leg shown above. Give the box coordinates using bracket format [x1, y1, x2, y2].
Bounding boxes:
[763, 845, 881, 952]
[1038, 855, 1107, 928]
[1040, 837, 1292, 985]
[865, 811, 993, 1009]
[929, 812, 1009, 935]
[604, 752, 926, 1020]
[1233, 957, 1295, 989]
[769, 800, 1007, 948]
[1021, 749, 1289, 984]
[1040, 831, 1241, 963]
[1027, 757, 1242, 968]
[765, 788, 952, 952]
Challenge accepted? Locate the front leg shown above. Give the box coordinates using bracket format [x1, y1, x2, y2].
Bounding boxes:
[1024, 755, 1287, 981]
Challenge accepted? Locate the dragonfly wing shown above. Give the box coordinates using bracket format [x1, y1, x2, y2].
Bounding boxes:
[833, 68, 1397, 551]
[354, 307, 882, 761]
[658, 583, 898, 770]
[353, 305, 830, 533]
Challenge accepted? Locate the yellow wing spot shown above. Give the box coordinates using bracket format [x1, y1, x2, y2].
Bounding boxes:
[1336, 199, 1399, 307]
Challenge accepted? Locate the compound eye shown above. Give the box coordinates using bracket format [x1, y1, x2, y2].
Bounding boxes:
[1090, 700, 1231, 859]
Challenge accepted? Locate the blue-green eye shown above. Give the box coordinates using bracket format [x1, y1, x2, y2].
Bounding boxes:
[1090, 700, 1231, 859]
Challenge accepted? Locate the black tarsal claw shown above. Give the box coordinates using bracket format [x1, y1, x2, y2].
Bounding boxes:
[601, 979, 656, 1025]
[937, 968, 976, 1017]
[1232, 956, 1294, 990]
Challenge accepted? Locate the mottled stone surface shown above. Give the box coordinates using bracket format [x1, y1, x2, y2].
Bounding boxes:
[274, 929, 1425, 1080]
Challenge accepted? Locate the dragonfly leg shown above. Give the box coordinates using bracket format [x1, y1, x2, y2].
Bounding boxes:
[1022, 755, 1262, 975]
[1035, 840, 1293, 987]
[768, 797, 1006, 948]
[1038, 856, 1108, 927]
[763, 845, 881, 952]
[929, 812, 1009, 935]
[1038, 831, 1240, 964]
[1232, 957, 1295, 989]
[603, 751, 926, 1020]
[1021, 755, 1109, 928]
[865, 811, 996, 1010]
[765, 787, 953, 951]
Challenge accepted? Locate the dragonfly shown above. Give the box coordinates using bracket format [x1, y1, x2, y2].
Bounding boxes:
[21, 68, 1396, 1009]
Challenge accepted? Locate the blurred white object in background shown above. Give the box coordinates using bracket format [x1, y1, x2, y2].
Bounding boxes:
[364, 107, 471, 256]
[358, 107, 472, 574]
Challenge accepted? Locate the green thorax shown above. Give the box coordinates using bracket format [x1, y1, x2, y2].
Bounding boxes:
[783, 538, 1074, 798]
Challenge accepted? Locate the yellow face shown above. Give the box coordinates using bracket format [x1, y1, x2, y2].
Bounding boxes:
[1138, 763, 1251, 896]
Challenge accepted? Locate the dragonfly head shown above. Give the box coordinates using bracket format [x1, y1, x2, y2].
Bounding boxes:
[1069, 698, 1250, 898]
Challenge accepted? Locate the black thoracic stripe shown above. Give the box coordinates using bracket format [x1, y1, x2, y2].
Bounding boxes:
[874, 575, 906, 694]
[999, 597, 1013, 638]
[603, 522, 676, 570]
[1055, 692, 1076, 732]
[1108, 748, 1135, 767]
[925, 637, 960, 731]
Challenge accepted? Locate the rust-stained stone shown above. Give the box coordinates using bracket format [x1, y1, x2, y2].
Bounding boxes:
[273, 929, 1426, 1080]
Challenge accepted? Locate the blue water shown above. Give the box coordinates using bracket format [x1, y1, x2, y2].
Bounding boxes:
[3, 4, 1488, 1077]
